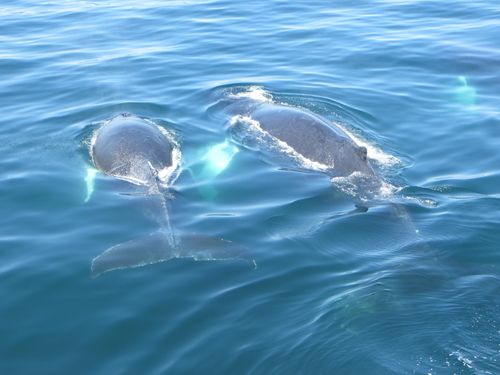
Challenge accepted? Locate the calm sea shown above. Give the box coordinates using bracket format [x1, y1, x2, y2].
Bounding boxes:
[1, 1, 500, 374]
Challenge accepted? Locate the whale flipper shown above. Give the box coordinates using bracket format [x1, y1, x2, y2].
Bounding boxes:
[91, 232, 254, 278]
[84, 168, 98, 203]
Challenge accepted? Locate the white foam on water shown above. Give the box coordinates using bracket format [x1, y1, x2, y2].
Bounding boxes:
[334, 120, 402, 168]
[229, 86, 272, 103]
[449, 351, 474, 369]
[147, 119, 182, 187]
[157, 144, 182, 187]
[330, 171, 401, 205]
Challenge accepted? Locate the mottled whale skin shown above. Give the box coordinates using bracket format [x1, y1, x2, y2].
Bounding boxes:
[92, 113, 174, 187]
[89, 113, 252, 277]
[250, 103, 376, 178]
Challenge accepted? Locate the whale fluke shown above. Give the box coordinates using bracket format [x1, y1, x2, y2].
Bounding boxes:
[91, 231, 254, 278]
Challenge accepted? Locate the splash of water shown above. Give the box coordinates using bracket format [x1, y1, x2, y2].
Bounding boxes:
[229, 86, 272, 102]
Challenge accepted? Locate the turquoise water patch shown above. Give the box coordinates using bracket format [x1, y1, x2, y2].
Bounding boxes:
[454, 76, 476, 106]
[188, 140, 239, 199]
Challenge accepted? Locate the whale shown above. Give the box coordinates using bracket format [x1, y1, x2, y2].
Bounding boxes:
[220, 95, 387, 208]
[238, 101, 375, 177]
[89, 113, 253, 277]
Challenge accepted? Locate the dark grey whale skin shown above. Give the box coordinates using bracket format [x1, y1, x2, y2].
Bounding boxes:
[250, 103, 376, 178]
[223, 98, 377, 178]
[89, 113, 253, 277]
[92, 113, 173, 186]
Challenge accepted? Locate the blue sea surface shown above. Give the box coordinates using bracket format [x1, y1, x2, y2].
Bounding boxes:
[1, 1, 500, 374]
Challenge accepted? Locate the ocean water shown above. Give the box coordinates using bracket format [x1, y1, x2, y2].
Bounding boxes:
[1, 0, 500, 374]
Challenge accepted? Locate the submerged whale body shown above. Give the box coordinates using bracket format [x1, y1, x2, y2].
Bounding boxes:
[90, 113, 252, 277]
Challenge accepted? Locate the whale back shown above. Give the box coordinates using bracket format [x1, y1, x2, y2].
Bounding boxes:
[92, 113, 174, 186]
[250, 103, 376, 178]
